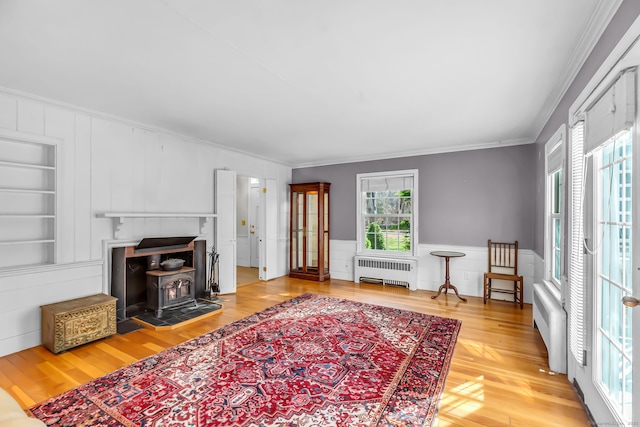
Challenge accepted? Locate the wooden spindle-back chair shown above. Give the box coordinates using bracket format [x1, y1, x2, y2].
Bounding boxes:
[483, 240, 524, 309]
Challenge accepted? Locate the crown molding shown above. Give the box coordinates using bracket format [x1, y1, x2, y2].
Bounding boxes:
[532, 0, 623, 142]
[293, 137, 535, 169]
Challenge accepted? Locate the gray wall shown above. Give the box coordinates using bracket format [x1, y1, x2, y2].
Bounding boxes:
[293, 144, 536, 248]
[533, 0, 640, 257]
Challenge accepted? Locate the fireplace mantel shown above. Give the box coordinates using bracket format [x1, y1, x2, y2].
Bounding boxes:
[96, 212, 217, 239]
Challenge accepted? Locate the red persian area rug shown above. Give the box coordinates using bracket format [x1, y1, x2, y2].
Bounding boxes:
[29, 293, 461, 427]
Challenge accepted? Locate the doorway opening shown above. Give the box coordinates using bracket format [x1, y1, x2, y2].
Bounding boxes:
[236, 175, 260, 286]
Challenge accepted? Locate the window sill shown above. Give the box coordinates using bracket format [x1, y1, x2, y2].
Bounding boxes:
[542, 279, 562, 304]
[357, 251, 418, 259]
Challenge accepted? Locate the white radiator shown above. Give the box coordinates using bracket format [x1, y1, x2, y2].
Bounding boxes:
[354, 255, 418, 291]
[533, 282, 567, 373]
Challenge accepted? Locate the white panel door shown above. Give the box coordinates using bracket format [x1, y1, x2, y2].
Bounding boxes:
[259, 179, 278, 280]
[215, 169, 236, 294]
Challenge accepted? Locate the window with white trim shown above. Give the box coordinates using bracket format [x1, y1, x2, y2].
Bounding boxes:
[356, 170, 418, 257]
[545, 127, 565, 290]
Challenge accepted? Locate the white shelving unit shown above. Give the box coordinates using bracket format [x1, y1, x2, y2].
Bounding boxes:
[0, 131, 58, 269]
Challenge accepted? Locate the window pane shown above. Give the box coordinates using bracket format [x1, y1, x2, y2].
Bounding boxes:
[365, 193, 377, 214]
[612, 345, 623, 405]
[602, 224, 610, 280]
[553, 246, 561, 282]
[602, 165, 611, 223]
[365, 217, 385, 250]
[399, 190, 412, 214]
[603, 225, 622, 284]
[624, 304, 633, 355]
[401, 230, 411, 252]
[601, 279, 610, 337]
[552, 216, 561, 282]
[624, 158, 632, 224]
[609, 282, 622, 347]
[623, 357, 632, 419]
[624, 226, 632, 289]
[553, 170, 562, 214]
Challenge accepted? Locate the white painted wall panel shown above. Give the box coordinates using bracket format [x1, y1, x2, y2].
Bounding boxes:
[131, 129, 147, 237]
[110, 124, 135, 215]
[16, 99, 44, 135]
[90, 118, 115, 258]
[0, 261, 102, 357]
[142, 129, 163, 213]
[74, 115, 92, 261]
[0, 93, 16, 130]
[45, 107, 76, 264]
[0, 88, 292, 356]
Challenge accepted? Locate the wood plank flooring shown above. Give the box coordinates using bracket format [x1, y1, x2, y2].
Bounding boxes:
[236, 265, 259, 286]
[1, 276, 589, 426]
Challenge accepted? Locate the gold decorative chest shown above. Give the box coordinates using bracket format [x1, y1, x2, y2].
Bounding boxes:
[41, 294, 117, 354]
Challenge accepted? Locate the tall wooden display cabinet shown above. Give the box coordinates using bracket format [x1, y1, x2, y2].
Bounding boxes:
[289, 182, 330, 281]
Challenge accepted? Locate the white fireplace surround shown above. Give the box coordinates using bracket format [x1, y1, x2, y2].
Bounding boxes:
[97, 212, 215, 295]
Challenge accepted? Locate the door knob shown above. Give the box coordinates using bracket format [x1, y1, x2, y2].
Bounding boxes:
[622, 296, 640, 307]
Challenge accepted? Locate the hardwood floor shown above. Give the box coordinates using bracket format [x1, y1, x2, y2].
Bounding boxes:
[236, 265, 259, 286]
[1, 277, 589, 426]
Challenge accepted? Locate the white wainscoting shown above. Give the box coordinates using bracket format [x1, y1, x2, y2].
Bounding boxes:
[0, 261, 103, 357]
[329, 240, 358, 281]
[533, 250, 544, 287]
[330, 240, 536, 304]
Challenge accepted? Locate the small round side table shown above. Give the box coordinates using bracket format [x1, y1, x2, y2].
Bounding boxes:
[430, 251, 467, 302]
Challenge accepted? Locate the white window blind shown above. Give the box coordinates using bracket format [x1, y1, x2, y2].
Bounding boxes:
[547, 139, 563, 173]
[569, 121, 586, 366]
[360, 175, 414, 192]
[585, 69, 636, 154]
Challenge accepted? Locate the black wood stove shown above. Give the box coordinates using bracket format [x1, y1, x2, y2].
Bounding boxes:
[146, 267, 196, 318]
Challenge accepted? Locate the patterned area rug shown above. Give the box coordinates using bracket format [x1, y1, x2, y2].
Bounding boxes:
[29, 293, 461, 426]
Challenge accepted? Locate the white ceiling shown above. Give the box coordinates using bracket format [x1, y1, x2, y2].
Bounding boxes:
[0, 0, 618, 167]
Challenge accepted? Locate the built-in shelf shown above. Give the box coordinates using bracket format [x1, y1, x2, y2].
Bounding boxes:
[0, 160, 55, 170]
[0, 188, 55, 194]
[0, 214, 55, 218]
[0, 131, 58, 269]
[0, 239, 55, 246]
[96, 212, 217, 239]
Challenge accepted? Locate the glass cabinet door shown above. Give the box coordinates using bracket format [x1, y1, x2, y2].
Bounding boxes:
[291, 190, 304, 272]
[289, 182, 330, 281]
[307, 191, 318, 271]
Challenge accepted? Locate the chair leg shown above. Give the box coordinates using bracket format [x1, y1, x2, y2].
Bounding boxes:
[483, 274, 487, 304]
[519, 277, 524, 309]
[484, 275, 493, 303]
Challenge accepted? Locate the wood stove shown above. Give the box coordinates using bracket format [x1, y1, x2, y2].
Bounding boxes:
[146, 267, 196, 318]
[110, 237, 207, 320]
